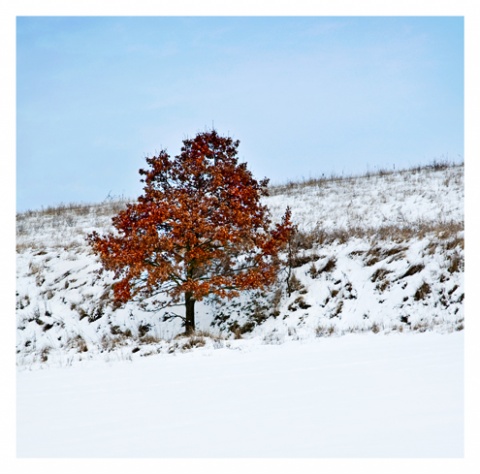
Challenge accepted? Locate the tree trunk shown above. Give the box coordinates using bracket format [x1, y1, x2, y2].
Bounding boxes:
[185, 291, 196, 335]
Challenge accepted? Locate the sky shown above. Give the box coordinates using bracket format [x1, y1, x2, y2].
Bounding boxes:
[16, 16, 464, 211]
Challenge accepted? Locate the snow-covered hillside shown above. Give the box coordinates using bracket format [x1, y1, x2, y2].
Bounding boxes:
[16, 163, 464, 369]
[16, 162, 465, 459]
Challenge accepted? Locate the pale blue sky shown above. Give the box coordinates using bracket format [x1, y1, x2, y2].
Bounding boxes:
[16, 16, 464, 211]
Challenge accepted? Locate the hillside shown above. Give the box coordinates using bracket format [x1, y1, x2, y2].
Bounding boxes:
[16, 162, 464, 369]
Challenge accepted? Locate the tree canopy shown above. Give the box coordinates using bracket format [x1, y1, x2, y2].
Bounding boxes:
[88, 130, 294, 334]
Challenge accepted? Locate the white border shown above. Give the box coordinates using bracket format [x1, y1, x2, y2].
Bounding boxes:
[3, 2, 478, 473]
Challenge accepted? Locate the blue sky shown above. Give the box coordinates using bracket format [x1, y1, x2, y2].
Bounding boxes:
[16, 16, 464, 211]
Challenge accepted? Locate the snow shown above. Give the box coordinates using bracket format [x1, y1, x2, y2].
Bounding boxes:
[17, 331, 463, 458]
[267, 166, 463, 232]
[14, 163, 468, 464]
[15, 165, 465, 368]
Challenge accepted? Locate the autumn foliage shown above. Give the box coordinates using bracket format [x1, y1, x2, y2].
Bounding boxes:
[88, 130, 294, 334]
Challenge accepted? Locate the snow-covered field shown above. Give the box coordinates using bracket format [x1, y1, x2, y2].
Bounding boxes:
[15, 163, 466, 460]
[17, 332, 463, 458]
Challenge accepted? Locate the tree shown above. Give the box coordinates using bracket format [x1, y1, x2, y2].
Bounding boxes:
[88, 130, 294, 335]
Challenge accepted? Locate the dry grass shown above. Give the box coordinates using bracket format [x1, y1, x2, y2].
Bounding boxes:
[287, 273, 306, 294]
[16, 198, 131, 251]
[371, 322, 381, 334]
[268, 160, 463, 196]
[399, 263, 425, 279]
[414, 282, 432, 301]
[292, 220, 463, 254]
[139, 334, 163, 345]
[17, 198, 130, 223]
[16, 161, 463, 253]
[315, 325, 336, 337]
[287, 296, 311, 312]
[181, 335, 207, 350]
[66, 335, 88, 353]
[308, 257, 336, 278]
[370, 267, 392, 294]
[447, 251, 464, 274]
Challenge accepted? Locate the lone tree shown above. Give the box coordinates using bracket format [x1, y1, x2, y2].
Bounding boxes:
[88, 130, 294, 334]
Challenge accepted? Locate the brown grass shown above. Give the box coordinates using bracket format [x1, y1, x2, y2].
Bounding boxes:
[17, 198, 130, 222]
[315, 325, 336, 337]
[292, 221, 463, 253]
[399, 264, 425, 279]
[414, 282, 432, 301]
[447, 251, 464, 273]
[181, 336, 206, 350]
[268, 160, 463, 196]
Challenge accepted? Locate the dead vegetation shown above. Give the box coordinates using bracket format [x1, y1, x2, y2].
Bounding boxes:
[16, 198, 131, 251]
[16, 161, 464, 365]
[414, 282, 432, 301]
[268, 160, 462, 196]
[399, 264, 425, 279]
[17, 199, 130, 223]
[292, 220, 463, 253]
